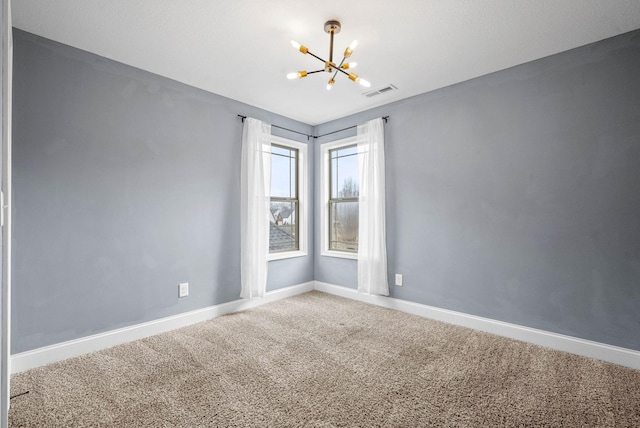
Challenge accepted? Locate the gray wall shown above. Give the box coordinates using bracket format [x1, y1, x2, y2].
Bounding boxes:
[11, 29, 313, 353]
[315, 29, 640, 350]
[11, 26, 640, 355]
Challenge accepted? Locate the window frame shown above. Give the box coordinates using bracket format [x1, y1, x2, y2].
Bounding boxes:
[321, 136, 359, 260]
[266, 135, 308, 261]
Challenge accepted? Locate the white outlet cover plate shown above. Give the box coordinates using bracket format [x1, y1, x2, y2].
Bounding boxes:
[179, 282, 189, 297]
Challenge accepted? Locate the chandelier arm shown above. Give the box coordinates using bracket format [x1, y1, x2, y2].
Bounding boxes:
[306, 50, 328, 64]
[330, 56, 347, 80]
[307, 69, 326, 75]
[333, 67, 351, 78]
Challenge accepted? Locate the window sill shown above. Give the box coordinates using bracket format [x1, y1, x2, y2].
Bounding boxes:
[267, 250, 308, 262]
[321, 249, 358, 260]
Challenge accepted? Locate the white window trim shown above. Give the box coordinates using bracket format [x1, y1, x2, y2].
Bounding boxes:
[267, 135, 308, 261]
[321, 136, 359, 260]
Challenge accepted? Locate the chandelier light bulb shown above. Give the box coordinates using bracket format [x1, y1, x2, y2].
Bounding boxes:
[290, 40, 308, 54]
[287, 70, 307, 79]
[344, 40, 358, 58]
[359, 78, 371, 88]
[326, 78, 335, 91]
[341, 62, 357, 70]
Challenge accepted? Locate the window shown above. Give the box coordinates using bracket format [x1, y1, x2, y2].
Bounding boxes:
[321, 136, 359, 259]
[330, 145, 359, 252]
[269, 144, 298, 252]
[267, 136, 307, 260]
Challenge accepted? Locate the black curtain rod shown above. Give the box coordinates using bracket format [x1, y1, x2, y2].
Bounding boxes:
[314, 116, 389, 139]
[237, 115, 313, 140]
[237, 115, 389, 140]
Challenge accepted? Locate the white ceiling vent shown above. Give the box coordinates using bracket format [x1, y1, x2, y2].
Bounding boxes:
[364, 84, 398, 98]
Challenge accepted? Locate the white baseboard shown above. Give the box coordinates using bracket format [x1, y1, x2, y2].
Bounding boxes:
[314, 281, 640, 371]
[11, 281, 314, 373]
[12, 280, 640, 373]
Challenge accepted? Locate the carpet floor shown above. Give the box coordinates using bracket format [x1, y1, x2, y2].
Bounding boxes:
[8, 291, 640, 427]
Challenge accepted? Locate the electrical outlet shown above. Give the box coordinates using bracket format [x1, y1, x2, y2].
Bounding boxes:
[395, 274, 403, 286]
[179, 282, 189, 298]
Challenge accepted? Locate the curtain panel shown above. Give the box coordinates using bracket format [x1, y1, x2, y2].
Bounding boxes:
[240, 118, 271, 299]
[357, 118, 389, 296]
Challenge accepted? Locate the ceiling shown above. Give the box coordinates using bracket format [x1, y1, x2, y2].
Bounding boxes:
[12, 0, 640, 126]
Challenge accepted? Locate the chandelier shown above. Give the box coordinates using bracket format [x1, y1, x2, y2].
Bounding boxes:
[287, 20, 371, 91]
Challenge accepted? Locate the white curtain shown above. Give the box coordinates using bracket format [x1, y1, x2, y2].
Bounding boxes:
[240, 118, 271, 299]
[357, 118, 389, 296]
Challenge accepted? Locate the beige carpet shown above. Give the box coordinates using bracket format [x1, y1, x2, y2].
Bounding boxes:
[8, 291, 640, 427]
